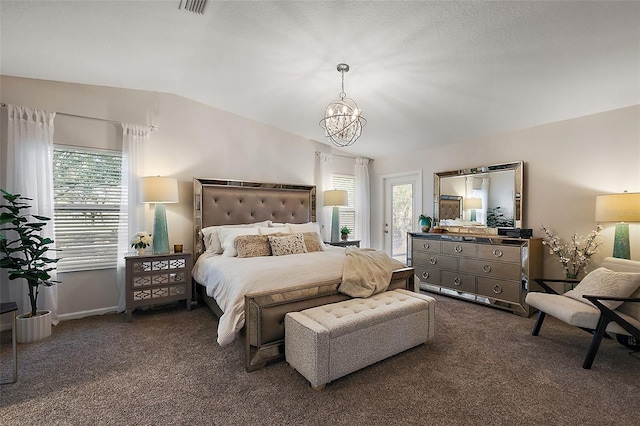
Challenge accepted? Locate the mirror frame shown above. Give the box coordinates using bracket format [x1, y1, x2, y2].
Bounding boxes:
[433, 161, 524, 230]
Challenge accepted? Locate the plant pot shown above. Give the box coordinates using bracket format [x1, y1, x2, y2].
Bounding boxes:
[17, 310, 52, 343]
[341, 233, 348, 241]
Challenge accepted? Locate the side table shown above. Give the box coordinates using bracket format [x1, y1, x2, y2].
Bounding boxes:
[325, 240, 361, 248]
[125, 251, 193, 322]
[0, 302, 18, 384]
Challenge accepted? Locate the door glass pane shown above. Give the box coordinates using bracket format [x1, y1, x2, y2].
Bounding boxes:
[391, 183, 413, 262]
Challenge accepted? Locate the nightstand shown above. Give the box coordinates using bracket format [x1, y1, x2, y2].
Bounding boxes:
[325, 240, 360, 248]
[125, 251, 192, 322]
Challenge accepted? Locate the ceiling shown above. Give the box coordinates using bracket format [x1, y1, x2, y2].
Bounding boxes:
[1, 1, 639, 159]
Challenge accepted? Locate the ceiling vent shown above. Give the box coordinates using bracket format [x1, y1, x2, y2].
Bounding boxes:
[178, 0, 207, 15]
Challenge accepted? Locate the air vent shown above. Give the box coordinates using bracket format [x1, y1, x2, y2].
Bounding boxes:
[179, 0, 207, 15]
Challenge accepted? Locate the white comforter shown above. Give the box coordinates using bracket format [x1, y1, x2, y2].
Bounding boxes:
[192, 246, 346, 346]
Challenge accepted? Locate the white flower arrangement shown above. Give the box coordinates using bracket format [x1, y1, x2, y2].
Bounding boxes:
[540, 224, 602, 278]
[131, 232, 153, 250]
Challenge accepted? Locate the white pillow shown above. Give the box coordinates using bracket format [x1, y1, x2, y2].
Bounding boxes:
[259, 226, 289, 235]
[564, 267, 640, 310]
[201, 221, 270, 253]
[270, 222, 287, 228]
[287, 222, 325, 248]
[218, 226, 261, 257]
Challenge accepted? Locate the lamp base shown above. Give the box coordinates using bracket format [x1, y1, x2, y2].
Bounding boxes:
[152, 203, 170, 255]
[331, 206, 340, 243]
[613, 222, 630, 260]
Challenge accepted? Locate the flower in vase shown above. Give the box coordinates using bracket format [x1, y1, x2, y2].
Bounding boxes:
[540, 224, 602, 278]
[131, 232, 152, 250]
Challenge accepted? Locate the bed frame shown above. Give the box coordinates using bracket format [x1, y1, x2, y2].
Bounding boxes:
[192, 178, 415, 371]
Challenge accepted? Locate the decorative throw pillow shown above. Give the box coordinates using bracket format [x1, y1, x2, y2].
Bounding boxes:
[234, 235, 271, 258]
[302, 232, 324, 253]
[268, 233, 308, 256]
[286, 222, 325, 248]
[564, 267, 640, 310]
[218, 226, 260, 257]
[201, 220, 270, 253]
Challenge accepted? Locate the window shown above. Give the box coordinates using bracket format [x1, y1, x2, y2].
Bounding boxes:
[331, 173, 356, 236]
[53, 146, 123, 272]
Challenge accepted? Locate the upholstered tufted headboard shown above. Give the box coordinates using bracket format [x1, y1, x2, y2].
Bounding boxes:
[193, 178, 316, 259]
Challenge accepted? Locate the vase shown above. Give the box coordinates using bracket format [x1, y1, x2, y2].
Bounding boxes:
[17, 310, 52, 343]
[137, 248, 145, 256]
[566, 272, 578, 280]
[341, 233, 348, 241]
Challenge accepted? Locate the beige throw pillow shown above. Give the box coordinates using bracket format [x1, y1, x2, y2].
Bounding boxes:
[564, 267, 640, 310]
[218, 226, 260, 257]
[268, 233, 308, 256]
[234, 235, 271, 258]
[302, 232, 324, 253]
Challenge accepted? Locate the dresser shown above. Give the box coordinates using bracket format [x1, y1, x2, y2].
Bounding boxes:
[125, 251, 193, 321]
[407, 233, 542, 316]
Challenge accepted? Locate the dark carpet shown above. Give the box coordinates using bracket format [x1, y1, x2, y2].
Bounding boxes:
[1, 293, 638, 425]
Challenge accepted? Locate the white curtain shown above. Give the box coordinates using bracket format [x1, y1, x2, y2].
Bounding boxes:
[4, 104, 58, 322]
[355, 157, 371, 248]
[317, 153, 333, 242]
[116, 123, 148, 312]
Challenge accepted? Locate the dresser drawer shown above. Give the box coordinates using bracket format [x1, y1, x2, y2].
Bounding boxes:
[477, 277, 520, 304]
[413, 252, 458, 270]
[413, 239, 441, 254]
[441, 271, 476, 293]
[441, 241, 477, 257]
[414, 266, 441, 285]
[460, 258, 522, 281]
[477, 244, 521, 263]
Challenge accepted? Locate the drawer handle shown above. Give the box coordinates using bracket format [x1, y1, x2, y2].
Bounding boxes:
[429, 257, 437, 265]
[493, 285, 502, 294]
[483, 265, 492, 273]
[493, 249, 503, 257]
[423, 242, 430, 250]
[454, 245, 463, 253]
[422, 272, 429, 279]
[453, 277, 462, 286]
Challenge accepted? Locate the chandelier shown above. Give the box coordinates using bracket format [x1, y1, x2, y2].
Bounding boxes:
[319, 63, 367, 147]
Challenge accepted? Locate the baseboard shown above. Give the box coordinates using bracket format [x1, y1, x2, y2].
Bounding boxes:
[57, 306, 120, 322]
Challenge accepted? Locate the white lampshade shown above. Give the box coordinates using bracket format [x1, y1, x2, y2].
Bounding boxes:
[463, 198, 483, 210]
[595, 192, 640, 222]
[141, 176, 179, 204]
[324, 189, 348, 207]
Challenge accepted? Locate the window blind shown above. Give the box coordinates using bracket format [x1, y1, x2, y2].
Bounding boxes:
[53, 146, 123, 272]
[331, 173, 356, 235]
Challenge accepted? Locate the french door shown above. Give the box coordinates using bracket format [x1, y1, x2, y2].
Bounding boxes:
[382, 171, 422, 263]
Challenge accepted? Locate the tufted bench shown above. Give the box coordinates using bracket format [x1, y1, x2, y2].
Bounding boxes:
[285, 289, 436, 390]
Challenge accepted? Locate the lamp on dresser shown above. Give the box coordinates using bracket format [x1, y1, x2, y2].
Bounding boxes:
[595, 191, 640, 259]
[141, 176, 179, 255]
[324, 189, 348, 243]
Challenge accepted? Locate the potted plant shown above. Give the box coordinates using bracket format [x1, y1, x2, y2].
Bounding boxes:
[418, 215, 432, 232]
[0, 190, 59, 343]
[340, 226, 351, 241]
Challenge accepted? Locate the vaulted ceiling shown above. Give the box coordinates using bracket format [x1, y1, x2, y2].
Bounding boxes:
[1, 1, 639, 158]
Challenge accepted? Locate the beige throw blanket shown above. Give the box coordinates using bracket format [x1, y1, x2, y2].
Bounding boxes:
[338, 247, 405, 298]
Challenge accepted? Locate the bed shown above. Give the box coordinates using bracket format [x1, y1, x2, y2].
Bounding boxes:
[192, 178, 415, 371]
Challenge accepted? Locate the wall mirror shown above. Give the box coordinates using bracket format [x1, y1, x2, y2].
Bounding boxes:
[433, 161, 523, 229]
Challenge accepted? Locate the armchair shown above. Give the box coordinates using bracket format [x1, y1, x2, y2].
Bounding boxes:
[525, 257, 640, 369]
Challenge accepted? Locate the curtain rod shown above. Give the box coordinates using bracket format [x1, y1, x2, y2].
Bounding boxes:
[1, 103, 158, 131]
[315, 151, 372, 161]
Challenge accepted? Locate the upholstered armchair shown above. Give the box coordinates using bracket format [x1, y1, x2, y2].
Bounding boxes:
[525, 257, 640, 369]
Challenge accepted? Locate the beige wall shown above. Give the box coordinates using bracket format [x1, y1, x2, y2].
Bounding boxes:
[371, 105, 640, 276]
[0, 75, 326, 319]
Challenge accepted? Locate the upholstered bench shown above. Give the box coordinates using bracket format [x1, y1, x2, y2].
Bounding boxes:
[285, 289, 436, 390]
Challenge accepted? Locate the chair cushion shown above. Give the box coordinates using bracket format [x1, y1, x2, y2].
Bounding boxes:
[563, 267, 640, 310]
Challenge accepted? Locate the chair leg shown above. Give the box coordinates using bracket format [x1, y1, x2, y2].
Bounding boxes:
[583, 316, 610, 369]
[532, 311, 546, 336]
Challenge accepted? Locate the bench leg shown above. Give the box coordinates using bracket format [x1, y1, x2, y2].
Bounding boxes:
[312, 383, 326, 391]
[532, 311, 546, 336]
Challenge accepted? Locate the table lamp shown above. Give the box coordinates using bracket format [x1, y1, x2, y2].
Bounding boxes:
[141, 176, 179, 255]
[595, 191, 640, 259]
[324, 189, 348, 243]
[464, 197, 483, 222]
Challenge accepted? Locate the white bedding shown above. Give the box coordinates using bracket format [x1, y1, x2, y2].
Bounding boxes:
[192, 246, 346, 346]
